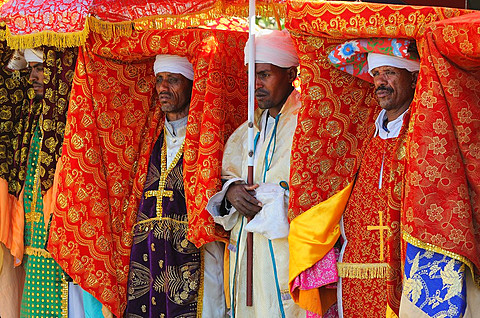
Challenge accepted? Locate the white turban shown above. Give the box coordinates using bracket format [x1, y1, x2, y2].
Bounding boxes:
[367, 52, 420, 75]
[153, 54, 194, 81]
[244, 29, 299, 68]
[24, 48, 43, 64]
[7, 50, 27, 70]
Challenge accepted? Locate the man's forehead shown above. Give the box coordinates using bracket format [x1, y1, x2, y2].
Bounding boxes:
[28, 61, 42, 67]
[156, 72, 184, 77]
[255, 63, 277, 72]
[371, 65, 403, 72]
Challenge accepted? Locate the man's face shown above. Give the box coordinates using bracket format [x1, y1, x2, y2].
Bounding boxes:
[371, 65, 417, 112]
[155, 72, 193, 121]
[254, 63, 296, 116]
[28, 61, 44, 99]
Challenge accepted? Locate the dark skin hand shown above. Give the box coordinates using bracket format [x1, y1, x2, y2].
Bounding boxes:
[226, 182, 263, 218]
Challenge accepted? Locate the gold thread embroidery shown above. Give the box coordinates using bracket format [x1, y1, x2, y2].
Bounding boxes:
[25, 246, 52, 258]
[337, 262, 391, 279]
[367, 210, 389, 261]
[143, 131, 184, 218]
[403, 232, 480, 288]
[61, 274, 68, 318]
[196, 247, 205, 318]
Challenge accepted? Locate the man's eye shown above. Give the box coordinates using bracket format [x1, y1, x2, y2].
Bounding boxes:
[168, 77, 179, 84]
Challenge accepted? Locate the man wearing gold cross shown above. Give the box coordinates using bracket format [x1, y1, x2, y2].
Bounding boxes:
[288, 38, 420, 318]
[125, 54, 225, 318]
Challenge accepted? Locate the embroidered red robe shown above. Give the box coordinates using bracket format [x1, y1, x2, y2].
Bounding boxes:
[338, 116, 409, 317]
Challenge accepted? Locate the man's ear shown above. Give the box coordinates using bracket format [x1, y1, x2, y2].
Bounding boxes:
[287, 66, 298, 83]
[411, 71, 419, 88]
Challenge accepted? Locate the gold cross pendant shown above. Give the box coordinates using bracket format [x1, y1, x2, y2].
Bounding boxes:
[144, 187, 173, 217]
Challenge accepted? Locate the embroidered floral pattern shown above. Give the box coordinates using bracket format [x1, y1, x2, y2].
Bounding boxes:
[403, 243, 466, 317]
[328, 38, 417, 83]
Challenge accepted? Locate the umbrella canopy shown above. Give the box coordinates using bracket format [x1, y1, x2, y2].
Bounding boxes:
[0, 0, 286, 49]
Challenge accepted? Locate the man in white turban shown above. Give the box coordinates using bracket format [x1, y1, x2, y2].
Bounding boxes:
[207, 29, 306, 317]
[24, 48, 44, 100]
[287, 38, 420, 318]
[125, 54, 226, 318]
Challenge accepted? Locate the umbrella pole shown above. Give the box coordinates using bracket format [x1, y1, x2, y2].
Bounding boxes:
[246, 0, 256, 307]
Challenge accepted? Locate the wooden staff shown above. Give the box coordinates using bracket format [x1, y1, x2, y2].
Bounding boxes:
[246, 0, 256, 307]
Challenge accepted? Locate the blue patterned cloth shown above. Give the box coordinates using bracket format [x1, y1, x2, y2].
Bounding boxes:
[403, 243, 467, 317]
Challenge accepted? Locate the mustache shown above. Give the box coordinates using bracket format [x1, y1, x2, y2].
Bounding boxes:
[375, 86, 394, 94]
[158, 92, 172, 98]
[255, 88, 269, 95]
[31, 81, 43, 86]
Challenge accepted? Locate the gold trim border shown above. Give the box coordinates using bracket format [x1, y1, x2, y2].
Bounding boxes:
[3, 2, 286, 49]
[337, 262, 390, 279]
[24, 246, 52, 258]
[403, 231, 480, 288]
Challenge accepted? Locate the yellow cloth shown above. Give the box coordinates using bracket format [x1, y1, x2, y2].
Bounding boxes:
[288, 181, 354, 314]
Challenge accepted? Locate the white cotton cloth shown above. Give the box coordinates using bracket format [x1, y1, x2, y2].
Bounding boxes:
[201, 241, 226, 317]
[244, 28, 299, 68]
[164, 116, 187, 166]
[367, 52, 419, 75]
[243, 183, 289, 239]
[153, 54, 194, 80]
[7, 50, 27, 70]
[24, 48, 43, 63]
[374, 108, 408, 140]
[68, 283, 86, 318]
[207, 182, 290, 240]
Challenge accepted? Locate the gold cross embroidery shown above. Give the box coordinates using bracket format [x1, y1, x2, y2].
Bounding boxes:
[367, 210, 389, 261]
[132, 129, 185, 233]
[144, 187, 173, 217]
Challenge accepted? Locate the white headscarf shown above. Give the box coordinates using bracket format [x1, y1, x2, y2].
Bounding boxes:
[153, 54, 194, 81]
[24, 48, 43, 64]
[7, 50, 27, 70]
[244, 29, 299, 68]
[367, 52, 420, 74]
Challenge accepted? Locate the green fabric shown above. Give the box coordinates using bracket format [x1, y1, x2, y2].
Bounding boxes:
[21, 124, 67, 318]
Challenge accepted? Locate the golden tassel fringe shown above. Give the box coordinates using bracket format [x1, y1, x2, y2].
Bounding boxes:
[87, 17, 134, 38]
[337, 262, 390, 279]
[61, 273, 69, 318]
[2, 1, 286, 49]
[5, 26, 89, 50]
[24, 246, 52, 258]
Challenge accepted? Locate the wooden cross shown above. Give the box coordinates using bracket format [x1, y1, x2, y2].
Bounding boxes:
[144, 187, 173, 217]
[367, 210, 389, 261]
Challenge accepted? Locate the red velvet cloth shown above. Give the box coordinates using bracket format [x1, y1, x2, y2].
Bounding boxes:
[403, 11, 480, 281]
[285, 0, 473, 218]
[47, 28, 248, 316]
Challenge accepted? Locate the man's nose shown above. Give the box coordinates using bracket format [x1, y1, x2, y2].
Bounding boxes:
[255, 77, 263, 89]
[374, 74, 388, 87]
[28, 69, 36, 83]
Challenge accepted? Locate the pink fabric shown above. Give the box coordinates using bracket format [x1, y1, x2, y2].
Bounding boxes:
[307, 304, 338, 318]
[291, 247, 338, 290]
[291, 247, 339, 318]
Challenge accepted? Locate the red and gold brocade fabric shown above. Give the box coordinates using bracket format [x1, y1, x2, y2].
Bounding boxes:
[340, 122, 409, 316]
[91, 0, 286, 22]
[0, 0, 91, 38]
[47, 29, 248, 316]
[285, 1, 473, 220]
[403, 12, 480, 283]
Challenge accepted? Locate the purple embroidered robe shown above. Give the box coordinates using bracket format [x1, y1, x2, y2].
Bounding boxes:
[126, 131, 201, 318]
